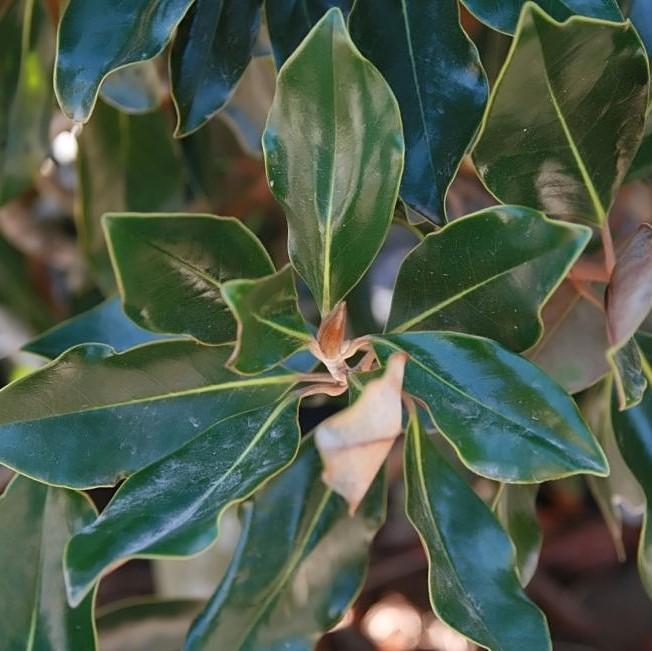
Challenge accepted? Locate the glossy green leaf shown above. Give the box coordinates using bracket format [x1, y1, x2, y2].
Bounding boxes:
[171, 0, 261, 136]
[625, 112, 652, 182]
[610, 338, 647, 410]
[612, 384, 652, 597]
[387, 206, 590, 349]
[0, 340, 296, 487]
[0, 475, 97, 651]
[629, 0, 652, 56]
[265, 0, 352, 67]
[349, 0, 487, 223]
[494, 484, 542, 585]
[461, 0, 621, 34]
[474, 5, 649, 225]
[100, 62, 165, 114]
[65, 398, 300, 607]
[77, 102, 185, 291]
[184, 435, 386, 650]
[105, 213, 274, 344]
[55, 0, 194, 121]
[0, 0, 54, 204]
[375, 332, 608, 482]
[404, 412, 551, 651]
[23, 297, 170, 359]
[222, 266, 312, 374]
[263, 8, 404, 314]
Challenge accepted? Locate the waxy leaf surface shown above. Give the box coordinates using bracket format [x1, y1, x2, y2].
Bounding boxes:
[105, 213, 274, 344]
[376, 332, 608, 482]
[65, 399, 300, 606]
[263, 8, 404, 314]
[387, 206, 590, 350]
[474, 6, 649, 225]
[100, 62, 165, 114]
[404, 414, 551, 651]
[184, 436, 386, 651]
[349, 0, 487, 223]
[0, 341, 295, 487]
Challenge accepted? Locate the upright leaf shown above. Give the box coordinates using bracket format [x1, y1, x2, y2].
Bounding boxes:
[0, 0, 54, 204]
[0, 476, 97, 651]
[474, 5, 649, 225]
[105, 213, 274, 344]
[375, 332, 608, 482]
[263, 8, 404, 314]
[404, 413, 551, 651]
[387, 206, 590, 349]
[184, 436, 386, 651]
[170, 0, 261, 137]
[55, 0, 194, 121]
[349, 0, 487, 223]
[0, 341, 296, 487]
[265, 0, 352, 67]
[65, 398, 300, 606]
[222, 266, 312, 374]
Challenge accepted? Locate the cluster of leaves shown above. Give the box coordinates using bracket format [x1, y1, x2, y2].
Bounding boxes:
[2, 0, 652, 649]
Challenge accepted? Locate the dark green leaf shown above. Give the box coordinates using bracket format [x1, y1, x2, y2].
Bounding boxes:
[404, 412, 551, 651]
[171, 0, 261, 137]
[629, 0, 652, 56]
[349, 0, 487, 223]
[494, 484, 542, 585]
[0, 0, 54, 204]
[0, 341, 296, 487]
[184, 435, 386, 650]
[0, 475, 97, 650]
[55, 0, 194, 121]
[625, 112, 652, 183]
[100, 61, 165, 114]
[65, 398, 300, 606]
[610, 338, 647, 410]
[23, 297, 170, 359]
[105, 213, 274, 344]
[265, 0, 351, 67]
[474, 5, 649, 225]
[462, 0, 621, 34]
[387, 206, 589, 349]
[222, 266, 312, 374]
[77, 102, 185, 291]
[263, 8, 404, 314]
[375, 332, 608, 481]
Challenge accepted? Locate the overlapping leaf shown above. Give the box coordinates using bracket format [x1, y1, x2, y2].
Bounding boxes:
[474, 5, 649, 225]
[0, 476, 97, 650]
[100, 62, 165, 114]
[349, 0, 488, 223]
[375, 332, 608, 482]
[65, 398, 300, 606]
[0, 341, 296, 487]
[263, 8, 404, 314]
[105, 213, 274, 343]
[184, 436, 386, 650]
[387, 206, 590, 349]
[404, 413, 551, 651]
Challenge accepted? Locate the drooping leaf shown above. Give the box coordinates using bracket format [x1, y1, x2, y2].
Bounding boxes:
[222, 266, 312, 374]
[0, 341, 296, 487]
[404, 412, 551, 651]
[23, 296, 170, 359]
[55, 0, 194, 121]
[375, 332, 608, 482]
[474, 5, 649, 225]
[349, 0, 488, 223]
[170, 0, 261, 137]
[105, 213, 274, 344]
[461, 0, 621, 34]
[100, 61, 165, 114]
[184, 435, 386, 651]
[263, 8, 404, 314]
[0, 0, 54, 204]
[77, 101, 185, 291]
[629, 0, 652, 56]
[65, 398, 300, 606]
[612, 384, 652, 597]
[0, 475, 98, 651]
[265, 0, 352, 67]
[494, 484, 542, 585]
[387, 206, 590, 349]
